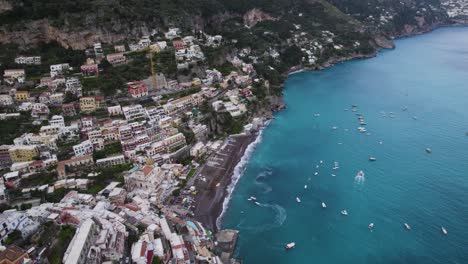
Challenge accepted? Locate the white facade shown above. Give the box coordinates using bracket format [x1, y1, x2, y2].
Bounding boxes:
[73, 140, 94, 157]
[107, 105, 123, 116]
[0, 95, 14, 106]
[50, 63, 70, 77]
[63, 219, 99, 264]
[122, 105, 147, 121]
[50, 115, 65, 127]
[15, 56, 41, 65]
[96, 155, 126, 168]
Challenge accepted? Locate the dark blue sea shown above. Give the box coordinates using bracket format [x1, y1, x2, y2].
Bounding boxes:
[221, 27, 468, 263]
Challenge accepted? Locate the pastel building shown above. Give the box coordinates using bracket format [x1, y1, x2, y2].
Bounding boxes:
[8, 145, 39, 162]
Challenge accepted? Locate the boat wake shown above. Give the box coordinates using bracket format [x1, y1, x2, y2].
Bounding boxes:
[354, 170, 365, 184]
[237, 203, 287, 233]
[216, 123, 269, 229]
[255, 169, 273, 194]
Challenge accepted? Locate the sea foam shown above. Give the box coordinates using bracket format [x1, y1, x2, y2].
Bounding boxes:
[216, 122, 269, 229]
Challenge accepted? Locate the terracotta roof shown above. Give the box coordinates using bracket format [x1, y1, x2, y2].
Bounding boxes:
[0, 245, 27, 262]
[141, 166, 153, 176]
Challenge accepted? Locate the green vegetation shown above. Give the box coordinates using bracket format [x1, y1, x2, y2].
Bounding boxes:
[161, 87, 201, 100]
[93, 141, 123, 160]
[48, 225, 76, 264]
[217, 112, 247, 135]
[83, 51, 150, 96]
[153, 50, 178, 77]
[46, 188, 68, 203]
[4, 230, 22, 245]
[187, 167, 196, 179]
[84, 163, 132, 193]
[0, 42, 85, 80]
[0, 112, 39, 145]
[20, 172, 56, 188]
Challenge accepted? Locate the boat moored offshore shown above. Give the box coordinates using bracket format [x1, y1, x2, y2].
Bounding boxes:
[285, 242, 296, 250]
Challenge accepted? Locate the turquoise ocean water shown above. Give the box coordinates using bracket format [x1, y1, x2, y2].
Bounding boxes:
[221, 27, 468, 263]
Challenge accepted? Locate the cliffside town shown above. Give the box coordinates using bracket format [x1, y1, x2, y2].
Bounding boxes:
[0, 0, 465, 263]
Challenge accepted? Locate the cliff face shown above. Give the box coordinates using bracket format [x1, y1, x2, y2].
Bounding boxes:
[0, 0, 12, 13]
[0, 19, 154, 49]
[243, 8, 277, 28]
[0, 0, 449, 52]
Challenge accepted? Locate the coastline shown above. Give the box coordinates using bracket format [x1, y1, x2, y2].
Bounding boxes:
[215, 123, 268, 229]
[195, 22, 464, 233]
[192, 132, 258, 231]
[285, 22, 465, 76]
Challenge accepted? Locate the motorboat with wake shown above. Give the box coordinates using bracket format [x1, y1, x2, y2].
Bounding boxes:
[341, 210, 348, 216]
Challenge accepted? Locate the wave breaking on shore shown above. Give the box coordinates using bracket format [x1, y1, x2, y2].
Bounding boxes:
[216, 122, 269, 229]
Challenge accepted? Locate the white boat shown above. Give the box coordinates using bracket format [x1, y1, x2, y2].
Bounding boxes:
[320, 160, 323, 164]
[379, 141, 383, 145]
[426, 148, 432, 154]
[331, 126, 338, 130]
[304, 185, 308, 189]
[247, 196, 257, 201]
[296, 197, 301, 203]
[285, 242, 296, 250]
[369, 157, 377, 161]
[331, 174, 336, 177]
[314, 114, 320, 117]
[321, 202, 327, 208]
[314, 172, 319, 176]
[357, 170, 365, 177]
[316, 165, 319, 168]
[254, 201, 261, 206]
[404, 223, 411, 230]
[369, 223, 374, 232]
[344, 109, 349, 111]
[441, 227, 448, 235]
[341, 210, 348, 216]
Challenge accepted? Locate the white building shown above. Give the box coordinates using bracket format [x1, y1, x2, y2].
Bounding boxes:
[63, 219, 99, 264]
[108, 105, 123, 116]
[15, 56, 41, 65]
[0, 95, 14, 106]
[73, 140, 94, 157]
[50, 115, 65, 127]
[190, 142, 207, 157]
[96, 155, 126, 168]
[50, 63, 70, 77]
[165, 28, 180, 39]
[122, 105, 147, 121]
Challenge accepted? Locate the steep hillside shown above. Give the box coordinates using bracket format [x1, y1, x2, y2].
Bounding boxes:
[0, 0, 450, 81]
[0, 0, 413, 49]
